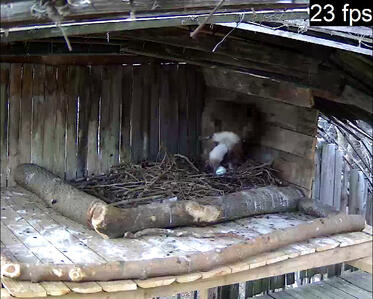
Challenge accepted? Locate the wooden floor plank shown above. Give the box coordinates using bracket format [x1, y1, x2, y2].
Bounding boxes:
[97, 280, 137, 292]
[324, 276, 372, 299]
[2, 276, 47, 298]
[340, 271, 373, 292]
[64, 282, 103, 294]
[40, 281, 71, 296]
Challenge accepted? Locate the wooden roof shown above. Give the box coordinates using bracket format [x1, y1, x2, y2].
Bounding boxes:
[0, 0, 372, 121]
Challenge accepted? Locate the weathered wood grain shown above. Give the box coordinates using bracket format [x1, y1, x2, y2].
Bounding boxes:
[8, 63, 22, 186]
[148, 64, 160, 161]
[31, 64, 46, 168]
[43, 65, 58, 175]
[130, 65, 144, 162]
[65, 66, 79, 180]
[320, 144, 336, 207]
[0, 63, 10, 187]
[120, 65, 133, 163]
[203, 68, 313, 108]
[54, 65, 68, 179]
[76, 66, 90, 178]
[86, 66, 101, 176]
[19, 63, 32, 166]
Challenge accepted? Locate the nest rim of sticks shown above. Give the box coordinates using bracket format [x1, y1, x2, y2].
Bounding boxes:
[70, 154, 284, 209]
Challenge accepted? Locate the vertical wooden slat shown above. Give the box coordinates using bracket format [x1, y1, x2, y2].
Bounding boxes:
[130, 65, 143, 163]
[8, 63, 22, 186]
[158, 65, 170, 157]
[65, 66, 79, 180]
[19, 63, 32, 166]
[186, 66, 197, 158]
[111, 65, 122, 167]
[54, 65, 68, 178]
[340, 163, 350, 213]
[167, 65, 179, 155]
[31, 64, 45, 167]
[366, 190, 372, 225]
[333, 149, 343, 210]
[43, 65, 58, 174]
[86, 66, 101, 176]
[141, 64, 151, 160]
[349, 169, 366, 215]
[177, 64, 188, 156]
[0, 63, 10, 187]
[312, 145, 321, 200]
[320, 143, 336, 206]
[120, 65, 133, 162]
[149, 64, 160, 161]
[76, 66, 90, 178]
[194, 67, 204, 157]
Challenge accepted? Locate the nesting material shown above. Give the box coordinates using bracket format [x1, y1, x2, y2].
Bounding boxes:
[70, 154, 282, 208]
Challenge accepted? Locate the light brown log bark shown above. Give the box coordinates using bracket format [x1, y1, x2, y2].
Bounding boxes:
[1, 214, 365, 282]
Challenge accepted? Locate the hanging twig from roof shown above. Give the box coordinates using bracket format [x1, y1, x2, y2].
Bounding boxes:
[212, 13, 245, 52]
[190, 0, 226, 39]
[30, 0, 72, 51]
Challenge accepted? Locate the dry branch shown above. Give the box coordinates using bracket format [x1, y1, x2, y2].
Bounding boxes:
[2, 214, 365, 282]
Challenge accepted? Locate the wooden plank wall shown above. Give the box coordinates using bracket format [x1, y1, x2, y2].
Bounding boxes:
[204, 87, 318, 193]
[0, 62, 204, 187]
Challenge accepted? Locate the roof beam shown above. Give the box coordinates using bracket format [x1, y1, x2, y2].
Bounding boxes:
[219, 22, 373, 56]
[1, 9, 308, 43]
[1, 0, 308, 26]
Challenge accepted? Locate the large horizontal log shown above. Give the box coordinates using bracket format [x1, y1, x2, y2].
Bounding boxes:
[1, 214, 365, 282]
[14, 164, 107, 229]
[14, 164, 306, 239]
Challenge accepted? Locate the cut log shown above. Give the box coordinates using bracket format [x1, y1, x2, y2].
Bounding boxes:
[15, 164, 306, 238]
[15, 164, 347, 239]
[298, 198, 343, 218]
[88, 184, 304, 238]
[13, 163, 108, 229]
[1, 214, 365, 282]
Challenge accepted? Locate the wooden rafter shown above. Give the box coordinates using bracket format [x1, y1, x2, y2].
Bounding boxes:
[1, 0, 308, 26]
[0, 9, 308, 43]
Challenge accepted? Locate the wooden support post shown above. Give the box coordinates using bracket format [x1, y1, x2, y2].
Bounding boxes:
[320, 144, 336, 207]
[349, 170, 367, 216]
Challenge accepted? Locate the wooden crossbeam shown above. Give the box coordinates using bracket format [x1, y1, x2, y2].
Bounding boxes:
[1, 0, 308, 26]
[1, 9, 308, 43]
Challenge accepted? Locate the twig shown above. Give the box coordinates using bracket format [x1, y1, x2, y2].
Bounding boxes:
[190, 0, 226, 39]
[212, 13, 245, 52]
[174, 154, 200, 172]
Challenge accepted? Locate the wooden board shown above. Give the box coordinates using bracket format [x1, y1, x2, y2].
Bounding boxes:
[148, 64, 160, 161]
[0, 63, 10, 187]
[203, 68, 313, 108]
[65, 66, 79, 180]
[2, 276, 47, 298]
[43, 65, 58, 175]
[19, 63, 32, 167]
[30, 64, 45, 168]
[206, 87, 318, 136]
[7, 63, 22, 186]
[259, 125, 316, 159]
[130, 65, 144, 162]
[120, 65, 133, 163]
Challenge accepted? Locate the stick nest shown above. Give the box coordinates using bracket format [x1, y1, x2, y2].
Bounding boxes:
[70, 154, 284, 208]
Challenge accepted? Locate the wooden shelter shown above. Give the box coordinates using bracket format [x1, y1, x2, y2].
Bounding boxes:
[0, 0, 372, 298]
